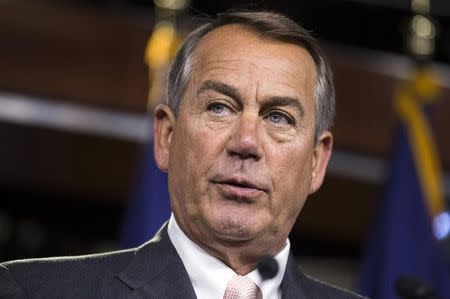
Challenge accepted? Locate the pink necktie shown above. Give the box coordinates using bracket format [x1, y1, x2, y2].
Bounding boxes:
[223, 275, 263, 299]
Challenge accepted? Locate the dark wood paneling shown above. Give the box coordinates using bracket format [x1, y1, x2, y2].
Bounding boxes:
[0, 121, 140, 201]
[329, 50, 450, 168]
[331, 55, 396, 155]
[0, 1, 150, 112]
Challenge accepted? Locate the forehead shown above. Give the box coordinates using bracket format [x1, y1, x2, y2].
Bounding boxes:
[188, 24, 317, 101]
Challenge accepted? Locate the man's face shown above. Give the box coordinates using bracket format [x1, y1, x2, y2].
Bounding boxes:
[154, 24, 332, 257]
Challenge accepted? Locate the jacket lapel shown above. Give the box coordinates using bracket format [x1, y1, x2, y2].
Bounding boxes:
[281, 253, 307, 299]
[113, 224, 197, 299]
[110, 224, 314, 299]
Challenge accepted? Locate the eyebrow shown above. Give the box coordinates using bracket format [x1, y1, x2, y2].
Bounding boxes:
[261, 96, 305, 117]
[197, 79, 305, 117]
[197, 80, 241, 101]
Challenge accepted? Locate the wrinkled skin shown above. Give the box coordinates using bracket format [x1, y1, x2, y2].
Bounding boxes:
[153, 24, 333, 274]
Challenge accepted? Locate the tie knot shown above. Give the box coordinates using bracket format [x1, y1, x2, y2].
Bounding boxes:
[223, 275, 262, 299]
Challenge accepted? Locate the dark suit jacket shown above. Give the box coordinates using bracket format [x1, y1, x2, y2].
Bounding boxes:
[0, 225, 366, 298]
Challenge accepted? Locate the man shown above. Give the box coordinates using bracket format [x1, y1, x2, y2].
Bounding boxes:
[0, 11, 366, 299]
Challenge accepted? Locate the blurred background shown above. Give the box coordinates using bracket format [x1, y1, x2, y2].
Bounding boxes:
[1, 0, 450, 296]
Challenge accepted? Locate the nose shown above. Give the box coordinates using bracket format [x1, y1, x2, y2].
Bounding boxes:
[226, 113, 263, 161]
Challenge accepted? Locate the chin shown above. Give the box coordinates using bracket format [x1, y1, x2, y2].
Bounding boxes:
[208, 211, 266, 242]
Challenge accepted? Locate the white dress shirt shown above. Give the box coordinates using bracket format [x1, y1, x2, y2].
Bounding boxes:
[168, 214, 290, 299]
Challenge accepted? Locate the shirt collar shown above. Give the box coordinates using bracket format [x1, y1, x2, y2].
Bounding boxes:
[167, 214, 290, 299]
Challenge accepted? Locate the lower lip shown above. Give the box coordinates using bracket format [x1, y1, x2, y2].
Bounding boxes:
[214, 183, 264, 200]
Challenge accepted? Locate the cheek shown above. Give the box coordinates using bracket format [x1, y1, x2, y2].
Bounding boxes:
[270, 147, 313, 207]
[170, 125, 200, 179]
[168, 125, 206, 219]
[271, 145, 313, 177]
[182, 123, 218, 166]
[170, 119, 222, 189]
[267, 151, 312, 236]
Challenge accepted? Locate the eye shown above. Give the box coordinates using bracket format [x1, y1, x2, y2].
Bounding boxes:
[210, 103, 225, 114]
[207, 102, 233, 116]
[266, 111, 294, 126]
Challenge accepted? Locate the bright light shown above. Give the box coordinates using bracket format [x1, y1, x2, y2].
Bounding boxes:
[433, 211, 450, 240]
[411, 15, 435, 39]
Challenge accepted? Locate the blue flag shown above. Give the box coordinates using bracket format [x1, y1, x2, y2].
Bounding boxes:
[119, 140, 171, 248]
[359, 92, 450, 297]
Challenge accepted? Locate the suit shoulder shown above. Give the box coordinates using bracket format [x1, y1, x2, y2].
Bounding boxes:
[303, 273, 368, 299]
[2, 247, 134, 272]
[1, 248, 135, 297]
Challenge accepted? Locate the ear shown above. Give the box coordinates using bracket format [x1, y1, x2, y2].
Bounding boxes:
[153, 104, 176, 172]
[309, 130, 333, 194]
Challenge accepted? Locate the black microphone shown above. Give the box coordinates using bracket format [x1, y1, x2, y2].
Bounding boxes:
[395, 275, 441, 299]
[257, 255, 279, 280]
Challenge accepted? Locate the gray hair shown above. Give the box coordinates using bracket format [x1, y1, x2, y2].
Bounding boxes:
[167, 10, 335, 139]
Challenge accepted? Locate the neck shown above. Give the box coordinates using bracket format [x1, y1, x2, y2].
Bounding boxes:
[197, 237, 286, 275]
[170, 214, 288, 275]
